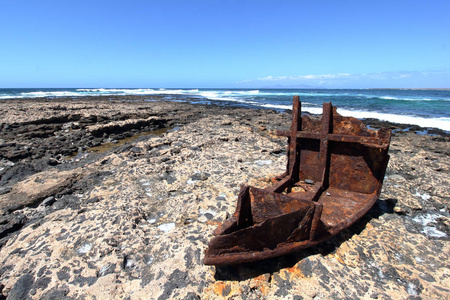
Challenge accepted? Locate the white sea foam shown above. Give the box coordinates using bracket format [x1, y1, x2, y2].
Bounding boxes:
[2, 88, 203, 99]
[260, 103, 323, 114]
[21, 91, 81, 98]
[260, 103, 291, 110]
[198, 91, 221, 98]
[197, 91, 259, 105]
[224, 90, 259, 95]
[378, 96, 449, 101]
[276, 92, 450, 101]
[259, 104, 449, 131]
[199, 90, 259, 100]
[336, 108, 450, 131]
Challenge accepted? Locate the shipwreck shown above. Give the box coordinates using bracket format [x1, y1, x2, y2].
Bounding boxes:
[204, 96, 391, 265]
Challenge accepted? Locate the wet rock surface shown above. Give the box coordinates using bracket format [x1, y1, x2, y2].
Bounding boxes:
[0, 97, 449, 299]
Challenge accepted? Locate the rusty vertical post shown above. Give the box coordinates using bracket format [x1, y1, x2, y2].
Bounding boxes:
[317, 103, 332, 193]
[287, 96, 301, 183]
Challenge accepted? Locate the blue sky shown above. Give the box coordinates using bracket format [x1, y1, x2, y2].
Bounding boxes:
[1, 0, 449, 88]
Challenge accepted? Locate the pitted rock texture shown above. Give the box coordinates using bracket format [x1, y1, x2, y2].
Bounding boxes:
[0, 98, 448, 299]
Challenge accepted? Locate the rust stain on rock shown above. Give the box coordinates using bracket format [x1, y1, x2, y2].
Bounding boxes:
[208, 281, 239, 298]
[249, 274, 271, 296]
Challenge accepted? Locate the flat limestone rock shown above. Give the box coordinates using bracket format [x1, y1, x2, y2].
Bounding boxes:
[0, 168, 85, 213]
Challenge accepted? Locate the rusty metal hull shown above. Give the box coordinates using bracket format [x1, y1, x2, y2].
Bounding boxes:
[204, 96, 391, 266]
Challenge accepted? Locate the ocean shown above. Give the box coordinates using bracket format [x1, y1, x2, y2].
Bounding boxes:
[1, 88, 449, 131]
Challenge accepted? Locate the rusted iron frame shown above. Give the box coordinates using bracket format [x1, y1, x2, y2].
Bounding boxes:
[268, 98, 393, 204]
[268, 96, 301, 193]
[275, 99, 390, 193]
[276, 99, 391, 201]
[204, 97, 392, 265]
[269, 100, 333, 199]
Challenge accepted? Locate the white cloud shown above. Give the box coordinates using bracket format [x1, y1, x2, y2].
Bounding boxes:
[256, 73, 352, 81]
[238, 70, 450, 88]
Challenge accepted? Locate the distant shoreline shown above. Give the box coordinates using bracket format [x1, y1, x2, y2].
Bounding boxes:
[2, 87, 450, 91]
[1, 88, 449, 132]
[365, 88, 450, 90]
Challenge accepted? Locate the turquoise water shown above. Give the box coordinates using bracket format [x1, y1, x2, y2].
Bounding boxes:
[1, 88, 449, 131]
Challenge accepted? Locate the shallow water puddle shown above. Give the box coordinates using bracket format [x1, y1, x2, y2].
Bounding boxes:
[89, 127, 171, 153]
[67, 127, 172, 159]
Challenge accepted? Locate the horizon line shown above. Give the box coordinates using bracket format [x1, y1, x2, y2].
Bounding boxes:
[1, 87, 450, 90]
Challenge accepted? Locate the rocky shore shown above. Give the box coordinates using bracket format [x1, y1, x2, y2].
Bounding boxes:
[0, 96, 449, 299]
